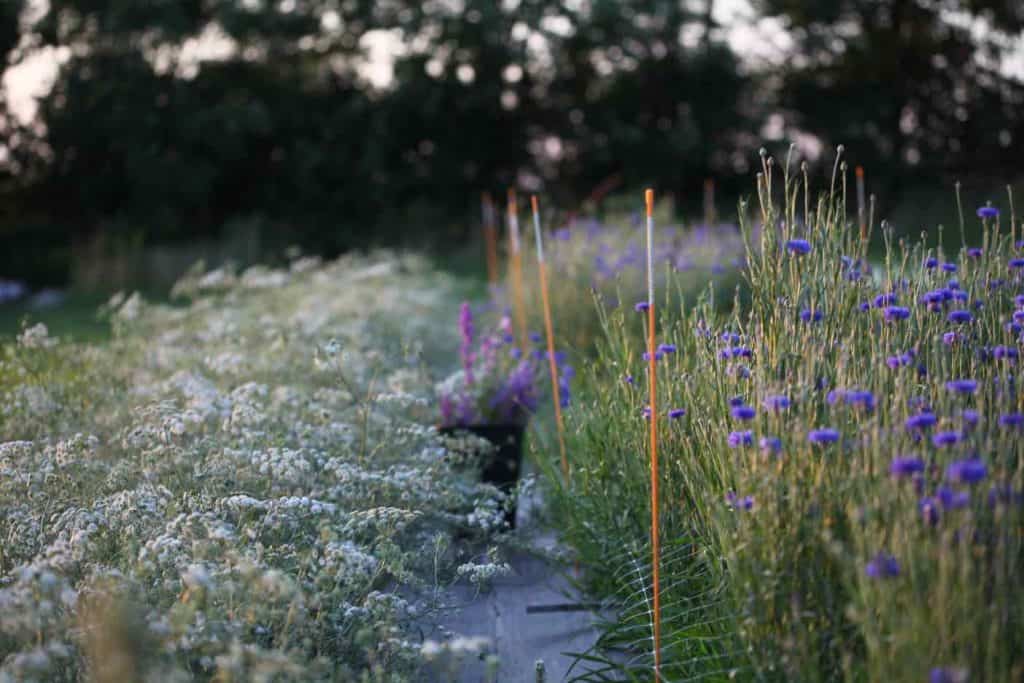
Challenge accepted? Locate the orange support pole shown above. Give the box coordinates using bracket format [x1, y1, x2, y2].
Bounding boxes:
[645, 188, 662, 678]
[507, 189, 529, 350]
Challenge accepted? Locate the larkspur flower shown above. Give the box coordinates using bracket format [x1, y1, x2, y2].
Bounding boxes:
[977, 205, 1000, 219]
[865, 552, 900, 579]
[808, 428, 839, 444]
[890, 456, 924, 478]
[728, 430, 754, 448]
[785, 239, 811, 255]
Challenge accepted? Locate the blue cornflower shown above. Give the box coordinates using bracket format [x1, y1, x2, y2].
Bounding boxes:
[943, 331, 959, 345]
[1014, 310, 1024, 324]
[994, 345, 1019, 361]
[800, 308, 824, 323]
[937, 485, 971, 509]
[947, 310, 973, 324]
[725, 491, 755, 510]
[967, 247, 983, 258]
[999, 412, 1024, 428]
[942, 262, 958, 273]
[865, 552, 900, 579]
[720, 346, 753, 359]
[884, 306, 911, 321]
[961, 409, 980, 428]
[731, 405, 756, 421]
[759, 436, 782, 454]
[977, 205, 1000, 219]
[658, 343, 677, 354]
[930, 667, 969, 683]
[845, 390, 876, 411]
[874, 292, 898, 308]
[1015, 294, 1024, 308]
[808, 428, 840, 444]
[906, 412, 938, 431]
[945, 379, 977, 394]
[924, 257, 938, 269]
[858, 301, 871, 312]
[763, 394, 790, 411]
[668, 408, 687, 419]
[728, 430, 754, 448]
[785, 239, 811, 255]
[920, 496, 940, 525]
[890, 456, 924, 478]
[720, 331, 741, 344]
[1006, 322, 1022, 335]
[642, 351, 665, 361]
[1010, 258, 1024, 269]
[634, 301, 650, 312]
[946, 457, 987, 484]
[728, 396, 746, 407]
[624, 374, 635, 385]
[529, 331, 542, 343]
[932, 431, 962, 448]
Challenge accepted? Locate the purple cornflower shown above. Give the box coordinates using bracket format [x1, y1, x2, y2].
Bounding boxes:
[943, 331, 959, 346]
[858, 301, 871, 312]
[929, 667, 968, 683]
[1010, 258, 1024, 269]
[800, 308, 824, 323]
[668, 408, 687, 419]
[942, 262, 958, 273]
[920, 496, 940, 525]
[883, 306, 911, 322]
[890, 456, 924, 478]
[924, 257, 938, 269]
[725, 491, 754, 510]
[947, 309, 973, 324]
[1015, 294, 1024, 308]
[728, 430, 754, 448]
[458, 302, 475, 385]
[658, 343, 677, 354]
[977, 206, 1000, 219]
[906, 411, 938, 431]
[720, 346, 753, 359]
[845, 390, 876, 411]
[728, 396, 746, 407]
[785, 239, 811, 255]
[624, 374, 635, 385]
[967, 247, 983, 258]
[642, 350, 665, 361]
[865, 552, 900, 579]
[763, 394, 790, 411]
[947, 457, 987, 484]
[945, 379, 977, 394]
[642, 406, 652, 419]
[721, 331, 741, 344]
[731, 405, 756, 420]
[874, 292, 898, 308]
[759, 436, 782, 454]
[994, 345, 1019, 361]
[999, 412, 1024, 428]
[938, 485, 971, 509]
[634, 301, 650, 312]
[961, 409, 980, 428]
[808, 428, 840, 444]
[932, 431, 962, 448]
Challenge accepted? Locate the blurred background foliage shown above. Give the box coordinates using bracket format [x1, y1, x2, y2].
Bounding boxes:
[0, 0, 1022, 288]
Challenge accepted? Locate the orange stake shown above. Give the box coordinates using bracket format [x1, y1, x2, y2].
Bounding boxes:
[482, 192, 499, 289]
[856, 166, 866, 243]
[645, 188, 662, 678]
[507, 189, 529, 350]
[531, 195, 569, 482]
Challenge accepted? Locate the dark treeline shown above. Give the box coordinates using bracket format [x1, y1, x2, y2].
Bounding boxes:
[1, 1, 1023, 285]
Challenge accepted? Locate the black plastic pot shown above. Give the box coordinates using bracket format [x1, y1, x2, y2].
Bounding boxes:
[439, 424, 525, 528]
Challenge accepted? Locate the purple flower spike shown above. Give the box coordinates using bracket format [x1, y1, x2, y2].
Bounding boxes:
[865, 552, 900, 579]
